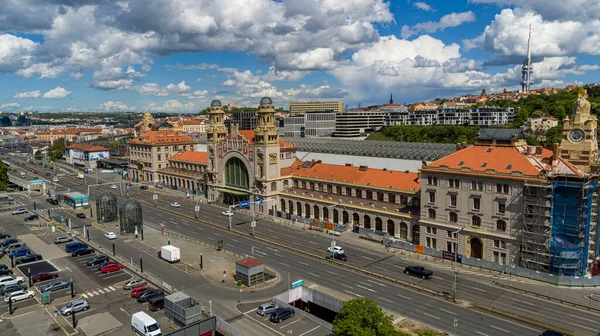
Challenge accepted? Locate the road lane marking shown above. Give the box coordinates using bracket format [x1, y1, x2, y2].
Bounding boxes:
[361, 256, 374, 260]
[422, 313, 439, 320]
[243, 308, 257, 314]
[308, 272, 320, 278]
[181, 222, 189, 226]
[490, 325, 510, 333]
[279, 262, 290, 267]
[471, 287, 487, 292]
[378, 296, 393, 304]
[231, 239, 239, 243]
[440, 308, 456, 315]
[298, 261, 309, 266]
[207, 237, 215, 240]
[266, 247, 280, 252]
[358, 282, 372, 287]
[298, 326, 320, 336]
[195, 227, 204, 231]
[397, 294, 412, 301]
[569, 323, 596, 332]
[344, 290, 363, 298]
[476, 332, 489, 336]
[511, 298, 535, 306]
[341, 283, 353, 289]
[356, 284, 376, 293]
[433, 276, 444, 280]
[214, 233, 221, 236]
[327, 271, 338, 276]
[279, 318, 301, 329]
[255, 251, 267, 255]
[308, 241, 318, 245]
[568, 314, 596, 323]
[367, 279, 387, 287]
[373, 265, 387, 272]
[274, 253, 284, 258]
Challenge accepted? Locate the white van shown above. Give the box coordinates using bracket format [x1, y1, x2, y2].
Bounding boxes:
[131, 312, 161, 336]
[77, 173, 84, 179]
[20, 172, 25, 177]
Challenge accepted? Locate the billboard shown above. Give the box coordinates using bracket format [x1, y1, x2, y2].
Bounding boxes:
[70, 149, 84, 160]
[89, 151, 109, 161]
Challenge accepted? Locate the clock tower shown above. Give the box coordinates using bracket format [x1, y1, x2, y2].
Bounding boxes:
[560, 88, 598, 173]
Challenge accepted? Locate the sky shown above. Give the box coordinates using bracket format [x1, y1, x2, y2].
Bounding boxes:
[1, 0, 599, 113]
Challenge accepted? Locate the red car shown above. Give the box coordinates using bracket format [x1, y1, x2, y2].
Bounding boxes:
[101, 263, 123, 273]
[130, 286, 154, 298]
[33, 272, 59, 283]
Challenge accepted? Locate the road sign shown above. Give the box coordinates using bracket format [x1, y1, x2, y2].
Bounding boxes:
[254, 198, 263, 205]
[239, 200, 250, 208]
[291, 279, 303, 289]
[195, 206, 200, 212]
[251, 221, 256, 228]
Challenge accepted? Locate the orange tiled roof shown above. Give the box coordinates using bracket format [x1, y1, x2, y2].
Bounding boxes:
[170, 150, 207, 164]
[281, 158, 303, 176]
[129, 130, 195, 145]
[238, 130, 296, 149]
[67, 143, 109, 152]
[291, 161, 420, 191]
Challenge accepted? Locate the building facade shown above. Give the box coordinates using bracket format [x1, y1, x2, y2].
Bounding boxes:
[289, 101, 344, 115]
[334, 109, 385, 137]
[526, 116, 559, 133]
[157, 150, 208, 194]
[389, 106, 515, 126]
[229, 110, 258, 130]
[66, 144, 110, 169]
[282, 111, 336, 137]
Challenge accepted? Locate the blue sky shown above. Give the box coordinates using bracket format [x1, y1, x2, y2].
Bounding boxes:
[0, 0, 599, 113]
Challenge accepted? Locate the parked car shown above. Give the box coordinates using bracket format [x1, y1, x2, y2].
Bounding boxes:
[0, 238, 18, 248]
[269, 307, 295, 323]
[0, 264, 8, 270]
[52, 177, 59, 182]
[71, 247, 94, 257]
[15, 254, 42, 265]
[0, 232, 11, 239]
[110, 185, 118, 189]
[0, 283, 27, 295]
[41, 280, 70, 293]
[3, 241, 26, 253]
[404, 266, 433, 279]
[10, 247, 31, 258]
[98, 261, 118, 270]
[11, 208, 27, 215]
[104, 232, 117, 240]
[122, 279, 147, 290]
[140, 185, 148, 190]
[4, 290, 34, 303]
[76, 213, 86, 219]
[54, 236, 72, 244]
[24, 214, 39, 221]
[221, 210, 234, 216]
[101, 263, 123, 273]
[0, 276, 25, 287]
[86, 254, 108, 266]
[257, 303, 278, 316]
[327, 246, 345, 255]
[137, 289, 164, 303]
[0, 269, 13, 276]
[170, 202, 181, 208]
[130, 286, 154, 298]
[65, 242, 88, 253]
[60, 299, 90, 316]
[32, 272, 58, 283]
[46, 198, 58, 205]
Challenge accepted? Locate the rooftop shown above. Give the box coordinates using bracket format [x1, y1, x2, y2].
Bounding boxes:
[236, 257, 264, 268]
[169, 150, 208, 164]
[129, 130, 195, 145]
[67, 143, 109, 152]
[238, 130, 297, 149]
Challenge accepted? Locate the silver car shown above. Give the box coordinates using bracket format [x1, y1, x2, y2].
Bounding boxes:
[41, 280, 69, 293]
[257, 302, 278, 316]
[122, 279, 147, 290]
[60, 299, 89, 316]
[54, 236, 72, 244]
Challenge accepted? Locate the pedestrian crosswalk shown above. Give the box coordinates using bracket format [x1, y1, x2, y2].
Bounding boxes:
[81, 286, 117, 298]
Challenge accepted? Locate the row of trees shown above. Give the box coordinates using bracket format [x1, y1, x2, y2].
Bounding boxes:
[367, 125, 479, 144]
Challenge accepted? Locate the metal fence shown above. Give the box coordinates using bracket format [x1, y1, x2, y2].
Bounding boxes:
[216, 316, 245, 336]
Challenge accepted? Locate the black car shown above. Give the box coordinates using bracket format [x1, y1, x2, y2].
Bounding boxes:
[326, 253, 348, 262]
[0, 238, 18, 248]
[76, 213, 86, 219]
[0, 283, 27, 295]
[0, 264, 8, 270]
[16, 254, 42, 265]
[72, 248, 94, 257]
[0, 232, 10, 239]
[269, 307, 295, 323]
[541, 331, 565, 336]
[87, 254, 108, 266]
[45, 172, 51, 176]
[404, 266, 433, 279]
[24, 214, 39, 221]
[140, 185, 148, 190]
[46, 198, 59, 205]
[137, 289, 164, 303]
[0, 269, 14, 276]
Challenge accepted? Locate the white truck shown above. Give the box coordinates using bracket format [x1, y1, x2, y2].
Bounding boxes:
[158, 245, 180, 263]
[131, 311, 161, 336]
[77, 173, 84, 179]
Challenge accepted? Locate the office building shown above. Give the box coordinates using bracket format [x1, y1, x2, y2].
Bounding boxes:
[334, 109, 386, 137]
[289, 101, 344, 115]
[282, 111, 336, 137]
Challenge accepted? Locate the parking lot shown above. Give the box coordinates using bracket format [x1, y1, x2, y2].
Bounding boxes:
[237, 302, 330, 336]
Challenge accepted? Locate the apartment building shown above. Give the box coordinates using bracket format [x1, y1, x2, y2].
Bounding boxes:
[334, 109, 385, 137]
[391, 106, 516, 126]
[289, 101, 344, 115]
[282, 111, 336, 137]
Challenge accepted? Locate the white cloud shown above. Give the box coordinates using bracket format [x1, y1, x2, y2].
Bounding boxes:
[0, 34, 38, 73]
[181, 90, 209, 99]
[196, 78, 203, 82]
[0, 103, 20, 110]
[13, 90, 41, 99]
[144, 99, 198, 112]
[42, 86, 71, 99]
[90, 66, 145, 91]
[413, 2, 435, 12]
[135, 81, 192, 96]
[402, 11, 476, 39]
[98, 101, 133, 111]
[468, 0, 600, 21]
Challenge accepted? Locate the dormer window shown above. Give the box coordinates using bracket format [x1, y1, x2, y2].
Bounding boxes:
[458, 161, 464, 166]
[486, 148, 492, 153]
[506, 164, 512, 169]
[481, 162, 487, 167]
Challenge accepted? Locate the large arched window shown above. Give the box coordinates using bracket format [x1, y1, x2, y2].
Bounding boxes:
[225, 157, 249, 189]
[314, 205, 320, 219]
[399, 222, 408, 239]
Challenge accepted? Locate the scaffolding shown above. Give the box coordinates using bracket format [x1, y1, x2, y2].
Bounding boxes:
[520, 181, 553, 273]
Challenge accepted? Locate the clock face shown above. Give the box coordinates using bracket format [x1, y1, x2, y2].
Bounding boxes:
[569, 129, 585, 143]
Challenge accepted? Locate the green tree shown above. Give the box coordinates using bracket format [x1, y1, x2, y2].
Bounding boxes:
[332, 298, 397, 336]
[34, 150, 43, 161]
[47, 138, 67, 162]
[544, 125, 564, 147]
[0, 159, 8, 191]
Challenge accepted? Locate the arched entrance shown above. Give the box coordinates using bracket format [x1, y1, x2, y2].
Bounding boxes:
[323, 207, 329, 221]
[470, 238, 483, 259]
[305, 204, 311, 218]
[333, 209, 339, 224]
[342, 211, 349, 224]
[352, 213, 359, 225]
[399, 222, 408, 240]
[411, 225, 420, 244]
[364, 215, 371, 229]
[224, 157, 250, 204]
[280, 199, 286, 212]
[296, 202, 302, 217]
[387, 219, 395, 237]
[314, 205, 320, 220]
[289, 201, 294, 215]
[375, 217, 383, 231]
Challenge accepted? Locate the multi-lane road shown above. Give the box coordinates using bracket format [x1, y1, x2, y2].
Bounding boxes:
[7, 155, 600, 335]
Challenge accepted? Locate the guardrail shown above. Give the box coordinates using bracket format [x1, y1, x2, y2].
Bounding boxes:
[493, 281, 600, 314]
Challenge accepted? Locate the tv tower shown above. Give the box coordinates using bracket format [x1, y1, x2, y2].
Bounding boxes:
[520, 25, 533, 92]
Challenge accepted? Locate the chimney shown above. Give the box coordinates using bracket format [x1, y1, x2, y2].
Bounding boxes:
[536, 146, 543, 155]
[456, 143, 462, 151]
[359, 165, 368, 171]
[416, 172, 421, 182]
[552, 143, 560, 161]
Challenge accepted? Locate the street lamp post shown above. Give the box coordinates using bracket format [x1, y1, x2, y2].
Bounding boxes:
[326, 202, 342, 259]
[452, 228, 463, 303]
